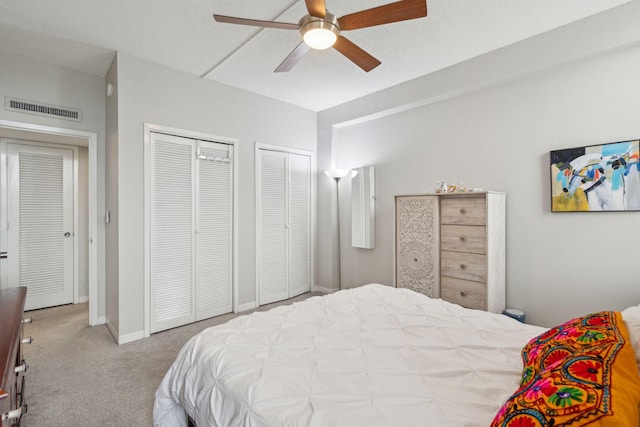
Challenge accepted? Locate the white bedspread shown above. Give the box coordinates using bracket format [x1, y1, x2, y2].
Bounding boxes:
[153, 284, 546, 427]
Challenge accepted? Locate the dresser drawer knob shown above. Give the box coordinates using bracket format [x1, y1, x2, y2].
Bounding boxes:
[459, 236, 466, 242]
[14, 360, 28, 374]
[1, 407, 22, 421]
[459, 208, 466, 214]
[460, 291, 467, 297]
[21, 336, 33, 345]
[22, 317, 33, 324]
[459, 264, 466, 270]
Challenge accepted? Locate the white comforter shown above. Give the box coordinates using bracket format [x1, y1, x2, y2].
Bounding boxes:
[153, 284, 546, 427]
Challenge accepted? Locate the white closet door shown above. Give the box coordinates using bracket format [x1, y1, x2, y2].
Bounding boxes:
[7, 143, 74, 310]
[288, 153, 311, 298]
[195, 141, 233, 320]
[257, 150, 289, 305]
[150, 133, 195, 333]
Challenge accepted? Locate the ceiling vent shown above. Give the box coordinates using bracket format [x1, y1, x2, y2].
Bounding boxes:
[5, 97, 82, 122]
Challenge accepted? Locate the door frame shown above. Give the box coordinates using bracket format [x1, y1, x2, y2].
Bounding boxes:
[255, 143, 316, 306]
[0, 119, 100, 325]
[4, 140, 79, 309]
[143, 123, 238, 338]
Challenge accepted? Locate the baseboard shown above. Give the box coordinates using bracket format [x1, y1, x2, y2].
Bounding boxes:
[105, 320, 144, 345]
[313, 285, 337, 294]
[77, 296, 89, 304]
[90, 315, 106, 327]
[236, 301, 257, 312]
[105, 320, 118, 342]
[118, 330, 145, 345]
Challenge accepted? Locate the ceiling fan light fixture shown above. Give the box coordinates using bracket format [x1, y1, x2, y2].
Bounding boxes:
[299, 14, 340, 50]
[303, 27, 337, 50]
[215, 0, 428, 72]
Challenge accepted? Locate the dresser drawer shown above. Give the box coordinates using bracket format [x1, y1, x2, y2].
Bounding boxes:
[441, 250, 486, 282]
[440, 225, 486, 254]
[441, 277, 486, 310]
[440, 197, 486, 225]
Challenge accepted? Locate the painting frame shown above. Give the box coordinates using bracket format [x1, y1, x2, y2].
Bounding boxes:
[550, 139, 640, 212]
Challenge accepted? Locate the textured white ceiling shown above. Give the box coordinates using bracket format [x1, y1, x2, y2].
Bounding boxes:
[0, 0, 630, 111]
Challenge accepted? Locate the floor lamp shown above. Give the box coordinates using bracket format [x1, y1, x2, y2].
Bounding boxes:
[325, 169, 350, 290]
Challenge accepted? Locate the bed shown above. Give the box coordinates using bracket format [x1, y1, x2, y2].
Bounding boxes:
[153, 284, 640, 427]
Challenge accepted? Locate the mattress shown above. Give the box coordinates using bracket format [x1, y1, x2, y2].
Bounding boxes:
[153, 284, 549, 427]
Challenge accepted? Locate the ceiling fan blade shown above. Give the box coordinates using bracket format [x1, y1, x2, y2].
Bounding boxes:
[213, 14, 299, 30]
[333, 36, 381, 72]
[337, 0, 427, 31]
[275, 42, 311, 72]
[305, 0, 326, 18]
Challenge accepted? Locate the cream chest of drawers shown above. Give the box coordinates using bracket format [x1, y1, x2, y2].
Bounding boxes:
[395, 192, 505, 313]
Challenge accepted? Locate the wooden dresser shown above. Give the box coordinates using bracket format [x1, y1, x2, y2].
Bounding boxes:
[395, 192, 505, 313]
[0, 287, 30, 426]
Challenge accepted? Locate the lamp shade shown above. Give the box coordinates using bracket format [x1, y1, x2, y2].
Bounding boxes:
[324, 169, 350, 180]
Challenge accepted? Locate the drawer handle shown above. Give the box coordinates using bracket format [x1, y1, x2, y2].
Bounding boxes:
[15, 360, 28, 374]
[1, 407, 22, 421]
[22, 317, 33, 324]
[413, 258, 418, 262]
[459, 208, 466, 214]
[459, 236, 466, 242]
[460, 291, 467, 297]
[22, 336, 33, 345]
[460, 264, 466, 270]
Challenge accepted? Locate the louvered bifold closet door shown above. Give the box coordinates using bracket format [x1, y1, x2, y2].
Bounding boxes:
[150, 133, 196, 333]
[195, 141, 233, 320]
[7, 143, 74, 311]
[288, 153, 311, 298]
[257, 150, 289, 305]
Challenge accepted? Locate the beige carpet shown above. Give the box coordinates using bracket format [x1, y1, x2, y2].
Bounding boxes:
[22, 292, 322, 426]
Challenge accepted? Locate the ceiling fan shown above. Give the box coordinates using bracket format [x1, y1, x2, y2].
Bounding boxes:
[213, 0, 427, 73]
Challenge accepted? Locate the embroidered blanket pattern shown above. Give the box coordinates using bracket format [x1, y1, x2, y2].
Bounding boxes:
[492, 311, 624, 427]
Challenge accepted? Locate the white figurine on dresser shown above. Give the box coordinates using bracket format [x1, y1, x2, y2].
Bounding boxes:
[395, 191, 505, 313]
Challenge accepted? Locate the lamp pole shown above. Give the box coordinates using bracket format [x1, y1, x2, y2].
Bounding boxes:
[325, 169, 350, 290]
[332, 176, 343, 290]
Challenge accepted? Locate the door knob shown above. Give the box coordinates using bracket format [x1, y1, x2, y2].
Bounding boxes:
[64, 232, 71, 237]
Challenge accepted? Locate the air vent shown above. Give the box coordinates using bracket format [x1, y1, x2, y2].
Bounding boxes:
[5, 97, 82, 122]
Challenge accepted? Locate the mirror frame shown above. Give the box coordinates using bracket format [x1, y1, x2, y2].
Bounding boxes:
[351, 166, 375, 249]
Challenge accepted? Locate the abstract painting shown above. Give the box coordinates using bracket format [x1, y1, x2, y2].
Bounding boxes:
[550, 139, 640, 212]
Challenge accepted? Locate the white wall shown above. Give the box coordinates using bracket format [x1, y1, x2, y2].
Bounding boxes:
[0, 52, 106, 319]
[317, 3, 640, 327]
[110, 53, 317, 340]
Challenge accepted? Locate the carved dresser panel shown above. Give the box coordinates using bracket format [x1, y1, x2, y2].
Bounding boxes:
[395, 192, 505, 313]
[395, 195, 439, 298]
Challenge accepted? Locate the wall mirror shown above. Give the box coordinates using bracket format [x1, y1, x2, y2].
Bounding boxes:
[351, 166, 375, 249]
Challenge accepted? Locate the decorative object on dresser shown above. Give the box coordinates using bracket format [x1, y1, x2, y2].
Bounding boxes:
[0, 287, 31, 426]
[395, 191, 505, 313]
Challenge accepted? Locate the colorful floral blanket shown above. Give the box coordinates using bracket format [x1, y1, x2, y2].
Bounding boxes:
[492, 311, 640, 427]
